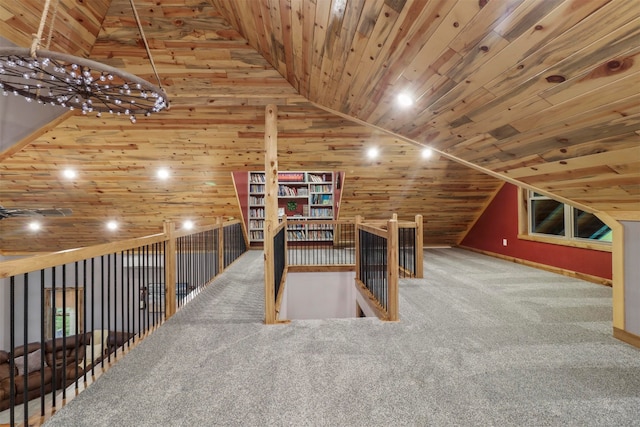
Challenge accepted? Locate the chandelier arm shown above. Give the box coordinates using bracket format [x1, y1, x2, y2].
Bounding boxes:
[29, 48, 165, 99]
[0, 47, 169, 119]
[129, 0, 164, 91]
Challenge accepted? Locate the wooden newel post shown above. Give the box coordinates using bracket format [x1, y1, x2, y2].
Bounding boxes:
[217, 217, 224, 272]
[387, 218, 399, 321]
[164, 221, 177, 318]
[354, 215, 362, 283]
[415, 214, 424, 278]
[264, 104, 278, 324]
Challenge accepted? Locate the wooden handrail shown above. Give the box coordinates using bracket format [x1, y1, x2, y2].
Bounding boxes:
[274, 268, 288, 320]
[273, 217, 287, 235]
[354, 278, 389, 320]
[358, 223, 389, 238]
[360, 219, 415, 228]
[0, 220, 239, 279]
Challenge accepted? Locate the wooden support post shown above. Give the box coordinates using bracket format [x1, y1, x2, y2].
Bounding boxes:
[387, 218, 399, 321]
[264, 104, 278, 324]
[415, 214, 424, 278]
[164, 221, 177, 319]
[217, 217, 224, 272]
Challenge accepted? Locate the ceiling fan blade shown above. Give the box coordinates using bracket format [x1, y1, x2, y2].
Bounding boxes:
[0, 207, 73, 219]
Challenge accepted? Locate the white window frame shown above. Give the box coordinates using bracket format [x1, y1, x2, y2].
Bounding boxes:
[518, 189, 611, 252]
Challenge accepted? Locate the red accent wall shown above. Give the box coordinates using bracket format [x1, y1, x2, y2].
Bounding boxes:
[460, 183, 612, 280]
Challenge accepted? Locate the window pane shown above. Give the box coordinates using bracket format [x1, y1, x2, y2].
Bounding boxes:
[531, 199, 565, 236]
[529, 191, 548, 199]
[573, 209, 612, 242]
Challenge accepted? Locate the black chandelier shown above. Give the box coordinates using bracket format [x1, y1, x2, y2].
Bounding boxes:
[0, 0, 169, 123]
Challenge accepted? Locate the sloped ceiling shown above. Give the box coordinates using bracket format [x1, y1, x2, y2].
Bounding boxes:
[0, 0, 638, 254]
[214, 0, 640, 214]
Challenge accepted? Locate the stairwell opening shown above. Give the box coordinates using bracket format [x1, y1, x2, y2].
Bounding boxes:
[279, 271, 361, 320]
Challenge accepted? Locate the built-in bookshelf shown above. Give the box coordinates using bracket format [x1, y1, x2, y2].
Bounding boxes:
[248, 171, 334, 243]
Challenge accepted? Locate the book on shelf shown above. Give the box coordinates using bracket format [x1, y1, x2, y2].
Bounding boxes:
[278, 172, 304, 182]
[307, 173, 329, 182]
[250, 173, 266, 183]
[249, 220, 264, 229]
[311, 194, 332, 205]
[310, 207, 333, 217]
[249, 207, 265, 218]
[310, 184, 331, 193]
[250, 196, 265, 205]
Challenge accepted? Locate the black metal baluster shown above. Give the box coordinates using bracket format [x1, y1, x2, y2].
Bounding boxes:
[119, 250, 124, 357]
[107, 253, 111, 363]
[126, 249, 131, 350]
[61, 264, 68, 399]
[91, 257, 96, 374]
[188, 235, 192, 294]
[194, 232, 199, 292]
[411, 224, 422, 276]
[82, 259, 88, 382]
[156, 242, 161, 324]
[51, 266, 57, 407]
[175, 237, 180, 308]
[138, 246, 143, 337]
[40, 269, 46, 415]
[100, 255, 105, 368]
[9, 276, 15, 427]
[203, 232, 208, 286]
[210, 230, 213, 281]
[144, 245, 149, 334]
[22, 273, 28, 426]
[74, 261, 80, 390]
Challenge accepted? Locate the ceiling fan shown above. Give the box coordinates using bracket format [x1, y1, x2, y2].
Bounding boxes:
[0, 205, 72, 220]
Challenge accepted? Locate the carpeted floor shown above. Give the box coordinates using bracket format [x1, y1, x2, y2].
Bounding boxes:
[43, 248, 640, 426]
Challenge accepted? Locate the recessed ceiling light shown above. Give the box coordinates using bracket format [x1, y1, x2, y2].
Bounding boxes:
[183, 220, 194, 230]
[367, 147, 379, 159]
[421, 147, 433, 159]
[63, 168, 77, 179]
[107, 220, 118, 231]
[28, 221, 41, 231]
[397, 93, 414, 107]
[157, 168, 170, 180]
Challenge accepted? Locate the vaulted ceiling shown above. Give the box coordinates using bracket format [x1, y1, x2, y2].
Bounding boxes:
[0, 0, 638, 253]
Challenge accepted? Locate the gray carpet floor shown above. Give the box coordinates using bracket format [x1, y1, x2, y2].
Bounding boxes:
[44, 248, 640, 426]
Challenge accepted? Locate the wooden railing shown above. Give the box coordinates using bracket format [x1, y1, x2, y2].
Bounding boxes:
[286, 219, 356, 271]
[264, 218, 287, 324]
[354, 217, 399, 321]
[273, 221, 287, 310]
[264, 215, 422, 323]
[398, 215, 423, 278]
[0, 219, 247, 427]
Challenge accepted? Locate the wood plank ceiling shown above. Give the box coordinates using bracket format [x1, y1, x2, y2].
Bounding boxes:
[0, 0, 638, 253]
